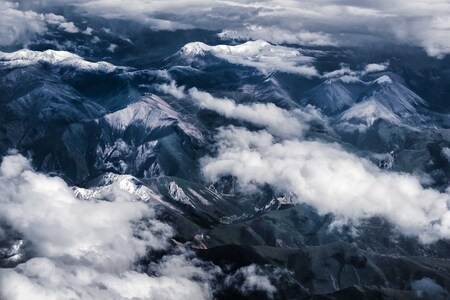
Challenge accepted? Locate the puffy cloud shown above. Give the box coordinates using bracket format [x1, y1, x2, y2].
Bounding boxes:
[0, 1, 47, 47]
[201, 127, 450, 243]
[82, 27, 94, 35]
[0, 258, 212, 300]
[42, 12, 64, 24]
[363, 62, 389, 74]
[0, 153, 214, 299]
[58, 22, 79, 33]
[158, 81, 187, 100]
[224, 265, 277, 299]
[0, 153, 169, 271]
[188, 88, 309, 138]
[0, 1, 80, 47]
[180, 40, 319, 77]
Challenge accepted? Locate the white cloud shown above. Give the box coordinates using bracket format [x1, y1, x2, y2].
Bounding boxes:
[0, 153, 169, 271]
[322, 63, 390, 80]
[322, 65, 357, 79]
[180, 40, 319, 77]
[201, 127, 450, 243]
[224, 265, 277, 299]
[188, 88, 310, 138]
[58, 21, 79, 33]
[158, 81, 187, 100]
[43, 13, 66, 25]
[0, 153, 215, 299]
[83, 26, 93, 35]
[363, 62, 389, 74]
[107, 43, 118, 52]
[7, 0, 450, 57]
[0, 258, 212, 300]
[0, 1, 47, 47]
[218, 27, 336, 47]
[23, 0, 449, 57]
[0, 2, 79, 47]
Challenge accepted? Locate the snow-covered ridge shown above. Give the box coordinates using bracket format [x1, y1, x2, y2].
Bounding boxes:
[373, 75, 393, 84]
[0, 49, 119, 72]
[364, 75, 426, 115]
[181, 40, 294, 57]
[73, 173, 162, 202]
[335, 75, 426, 127]
[325, 75, 367, 84]
[103, 95, 203, 141]
[339, 99, 402, 127]
[180, 40, 318, 77]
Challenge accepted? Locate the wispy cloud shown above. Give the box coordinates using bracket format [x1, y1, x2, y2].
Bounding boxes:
[188, 88, 309, 138]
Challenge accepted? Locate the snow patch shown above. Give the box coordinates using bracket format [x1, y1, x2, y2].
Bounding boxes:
[180, 40, 318, 77]
[0, 49, 119, 72]
[168, 182, 193, 207]
[373, 75, 393, 84]
[339, 99, 402, 127]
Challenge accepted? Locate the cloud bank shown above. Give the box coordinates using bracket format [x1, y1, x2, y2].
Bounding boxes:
[0, 1, 80, 47]
[0, 1, 47, 47]
[188, 88, 309, 138]
[18, 0, 450, 57]
[0, 153, 214, 299]
[193, 87, 450, 244]
[3, 0, 450, 57]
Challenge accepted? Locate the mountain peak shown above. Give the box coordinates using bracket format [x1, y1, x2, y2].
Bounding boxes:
[0, 49, 119, 72]
[373, 75, 393, 84]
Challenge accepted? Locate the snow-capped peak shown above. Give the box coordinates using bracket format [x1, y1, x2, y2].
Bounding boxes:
[0, 49, 120, 72]
[181, 40, 273, 57]
[180, 42, 212, 56]
[339, 99, 402, 127]
[103, 95, 203, 141]
[373, 75, 393, 84]
[179, 40, 318, 77]
[325, 75, 365, 84]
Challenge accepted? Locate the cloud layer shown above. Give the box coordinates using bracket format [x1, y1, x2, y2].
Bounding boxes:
[0, 1, 80, 47]
[18, 0, 450, 57]
[193, 86, 450, 243]
[188, 88, 309, 138]
[0, 1, 46, 47]
[3, 0, 450, 57]
[0, 153, 214, 299]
